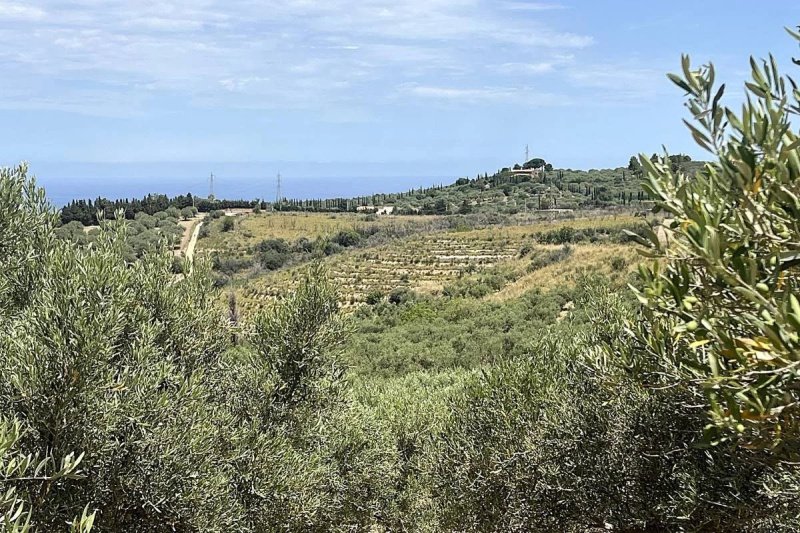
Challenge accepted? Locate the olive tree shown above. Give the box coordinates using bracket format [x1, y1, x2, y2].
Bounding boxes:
[619, 29, 800, 450]
[0, 164, 396, 530]
[0, 164, 55, 317]
[0, 417, 96, 532]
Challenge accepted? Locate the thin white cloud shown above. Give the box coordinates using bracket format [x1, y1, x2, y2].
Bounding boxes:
[507, 62, 556, 74]
[398, 83, 567, 106]
[500, 2, 566, 11]
[492, 54, 574, 75]
[404, 85, 518, 100]
[0, 1, 46, 20]
[123, 17, 206, 32]
[0, 0, 600, 114]
[566, 63, 671, 103]
[495, 29, 593, 49]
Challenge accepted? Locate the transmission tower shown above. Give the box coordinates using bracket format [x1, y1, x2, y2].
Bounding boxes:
[209, 172, 215, 199]
[525, 144, 529, 164]
[275, 173, 282, 210]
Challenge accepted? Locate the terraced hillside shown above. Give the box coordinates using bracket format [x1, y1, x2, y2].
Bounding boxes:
[221, 213, 645, 314]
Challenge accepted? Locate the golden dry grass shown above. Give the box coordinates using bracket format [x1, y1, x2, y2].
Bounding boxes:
[486, 244, 640, 302]
[216, 212, 647, 315]
[450, 214, 642, 242]
[198, 211, 437, 254]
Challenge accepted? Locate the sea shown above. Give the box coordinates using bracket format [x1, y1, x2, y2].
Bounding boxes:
[37, 175, 457, 208]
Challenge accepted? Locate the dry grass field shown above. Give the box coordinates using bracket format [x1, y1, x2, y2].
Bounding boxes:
[198, 211, 435, 254]
[216, 212, 645, 314]
[486, 243, 639, 301]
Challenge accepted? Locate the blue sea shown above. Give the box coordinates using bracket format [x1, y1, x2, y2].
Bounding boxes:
[37, 175, 456, 207]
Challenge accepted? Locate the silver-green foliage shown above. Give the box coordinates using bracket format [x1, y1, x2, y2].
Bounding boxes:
[0, 165, 392, 531]
[618, 29, 800, 450]
[1, 417, 94, 532]
[0, 164, 54, 317]
[430, 285, 800, 531]
[1, 166, 236, 530]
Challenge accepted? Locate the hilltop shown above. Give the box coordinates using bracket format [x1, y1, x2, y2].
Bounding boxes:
[270, 154, 703, 215]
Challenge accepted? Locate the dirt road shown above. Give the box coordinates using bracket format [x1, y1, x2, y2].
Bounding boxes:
[185, 220, 202, 262]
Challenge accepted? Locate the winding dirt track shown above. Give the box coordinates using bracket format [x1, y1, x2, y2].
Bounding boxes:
[184, 220, 202, 263]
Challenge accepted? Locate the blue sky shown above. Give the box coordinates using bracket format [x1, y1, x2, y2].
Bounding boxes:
[1, 0, 799, 179]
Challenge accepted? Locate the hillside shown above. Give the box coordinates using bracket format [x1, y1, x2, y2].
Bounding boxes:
[59, 156, 704, 226]
[271, 156, 704, 215]
[198, 210, 645, 311]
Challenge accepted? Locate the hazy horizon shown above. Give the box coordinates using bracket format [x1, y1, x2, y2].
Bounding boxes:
[35, 171, 460, 207]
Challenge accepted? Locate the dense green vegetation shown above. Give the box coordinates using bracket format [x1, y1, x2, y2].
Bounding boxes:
[57, 159, 699, 224]
[269, 155, 702, 216]
[202, 206, 648, 303]
[202, 215, 448, 286]
[55, 209, 188, 261]
[345, 283, 576, 378]
[4, 32, 800, 533]
[268, 166, 653, 215]
[60, 193, 254, 226]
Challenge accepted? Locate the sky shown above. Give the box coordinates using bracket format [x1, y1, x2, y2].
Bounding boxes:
[1, 0, 800, 181]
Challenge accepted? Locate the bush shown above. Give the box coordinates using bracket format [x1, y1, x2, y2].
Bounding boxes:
[365, 290, 384, 305]
[610, 256, 627, 271]
[1, 177, 236, 529]
[256, 238, 290, 255]
[171, 255, 186, 274]
[212, 254, 252, 274]
[430, 302, 800, 531]
[54, 220, 89, 245]
[198, 223, 210, 239]
[332, 229, 361, 248]
[293, 237, 313, 254]
[134, 211, 156, 229]
[221, 216, 235, 232]
[322, 241, 343, 256]
[527, 245, 572, 272]
[258, 249, 290, 270]
[388, 287, 414, 305]
[442, 267, 518, 299]
[1, 167, 392, 530]
[0, 416, 95, 531]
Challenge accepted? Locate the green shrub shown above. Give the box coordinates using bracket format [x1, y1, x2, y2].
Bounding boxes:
[388, 287, 415, 305]
[212, 254, 252, 274]
[1, 167, 397, 531]
[0, 416, 95, 532]
[610, 256, 627, 270]
[198, 223, 210, 239]
[527, 245, 573, 272]
[430, 311, 800, 532]
[171, 255, 186, 274]
[256, 238, 289, 255]
[332, 229, 361, 247]
[365, 290, 384, 305]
